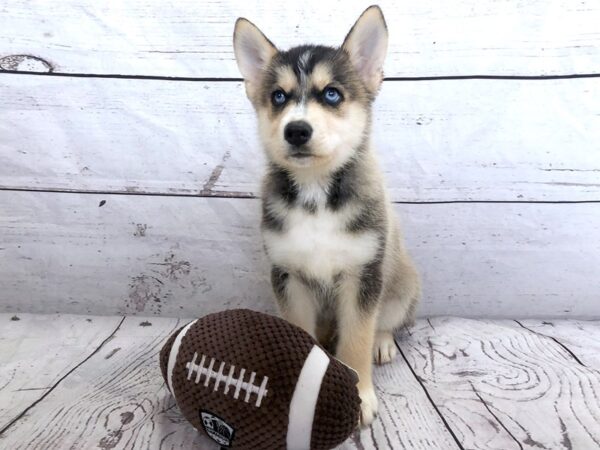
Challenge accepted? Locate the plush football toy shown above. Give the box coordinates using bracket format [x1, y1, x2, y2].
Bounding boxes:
[159, 309, 361, 449]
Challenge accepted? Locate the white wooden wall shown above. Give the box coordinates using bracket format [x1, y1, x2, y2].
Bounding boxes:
[1, 0, 599, 318]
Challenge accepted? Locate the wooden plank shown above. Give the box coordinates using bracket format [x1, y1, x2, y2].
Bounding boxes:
[1, 191, 599, 318]
[2, 75, 600, 202]
[3, 316, 599, 449]
[400, 317, 600, 449]
[219, 330, 453, 448]
[0, 313, 122, 431]
[518, 320, 600, 369]
[1, 0, 599, 77]
[341, 341, 458, 450]
[0, 315, 457, 449]
[0, 315, 218, 449]
[0, 192, 277, 318]
[0, 75, 235, 198]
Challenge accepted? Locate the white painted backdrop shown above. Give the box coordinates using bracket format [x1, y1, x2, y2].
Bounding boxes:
[1, 0, 599, 318]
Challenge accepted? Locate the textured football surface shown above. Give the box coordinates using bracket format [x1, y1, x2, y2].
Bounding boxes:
[159, 309, 360, 449]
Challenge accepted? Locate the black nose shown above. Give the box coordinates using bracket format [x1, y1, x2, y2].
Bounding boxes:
[284, 121, 312, 146]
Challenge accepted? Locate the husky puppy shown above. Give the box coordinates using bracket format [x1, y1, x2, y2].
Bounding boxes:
[233, 5, 420, 425]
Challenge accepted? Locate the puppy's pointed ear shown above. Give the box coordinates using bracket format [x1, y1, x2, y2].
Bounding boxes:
[233, 18, 277, 86]
[342, 5, 388, 93]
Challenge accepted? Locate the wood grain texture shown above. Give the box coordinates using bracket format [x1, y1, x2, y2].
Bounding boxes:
[518, 320, 600, 369]
[2, 75, 600, 202]
[0, 313, 122, 431]
[1, 0, 599, 77]
[0, 315, 219, 449]
[0, 191, 276, 318]
[1, 191, 599, 318]
[399, 317, 600, 450]
[341, 341, 458, 450]
[2, 316, 598, 449]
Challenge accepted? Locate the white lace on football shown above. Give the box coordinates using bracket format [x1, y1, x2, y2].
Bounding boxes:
[185, 352, 269, 407]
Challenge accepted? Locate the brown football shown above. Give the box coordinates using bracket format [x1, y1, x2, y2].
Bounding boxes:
[159, 309, 360, 449]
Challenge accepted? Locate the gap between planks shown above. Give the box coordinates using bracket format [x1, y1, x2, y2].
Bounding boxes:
[2, 0, 599, 78]
[3, 70, 600, 82]
[0, 316, 126, 436]
[513, 320, 586, 367]
[396, 339, 465, 450]
[3, 75, 599, 202]
[2, 186, 600, 205]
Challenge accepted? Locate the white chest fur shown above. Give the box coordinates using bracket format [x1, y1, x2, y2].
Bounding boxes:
[263, 205, 379, 282]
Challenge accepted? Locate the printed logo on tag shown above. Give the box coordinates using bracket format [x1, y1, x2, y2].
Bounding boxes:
[200, 410, 235, 447]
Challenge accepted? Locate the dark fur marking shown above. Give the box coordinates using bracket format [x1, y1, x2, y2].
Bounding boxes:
[302, 200, 318, 214]
[271, 266, 289, 303]
[317, 312, 339, 355]
[326, 326, 339, 355]
[346, 201, 384, 233]
[278, 46, 336, 82]
[297, 272, 336, 305]
[261, 202, 284, 231]
[265, 164, 297, 204]
[358, 258, 384, 312]
[310, 47, 364, 100]
[326, 159, 358, 210]
[261, 44, 368, 108]
[297, 271, 324, 293]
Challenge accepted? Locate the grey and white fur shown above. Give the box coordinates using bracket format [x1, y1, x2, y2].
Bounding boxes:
[233, 5, 421, 425]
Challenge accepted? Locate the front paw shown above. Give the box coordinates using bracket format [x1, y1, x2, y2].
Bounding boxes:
[358, 385, 378, 427]
[373, 331, 397, 365]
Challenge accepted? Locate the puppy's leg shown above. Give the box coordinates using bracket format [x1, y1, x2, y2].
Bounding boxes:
[336, 274, 380, 426]
[375, 252, 421, 365]
[271, 266, 317, 338]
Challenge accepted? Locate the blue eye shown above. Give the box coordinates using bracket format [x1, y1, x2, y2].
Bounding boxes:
[271, 90, 287, 106]
[323, 87, 342, 105]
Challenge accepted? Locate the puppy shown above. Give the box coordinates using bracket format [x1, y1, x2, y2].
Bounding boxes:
[233, 5, 421, 425]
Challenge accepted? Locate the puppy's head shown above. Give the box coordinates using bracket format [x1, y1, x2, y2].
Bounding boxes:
[233, 6, 388, 173]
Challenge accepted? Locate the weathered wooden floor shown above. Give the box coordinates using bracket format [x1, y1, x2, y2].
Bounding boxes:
[1, 314, 598, 449]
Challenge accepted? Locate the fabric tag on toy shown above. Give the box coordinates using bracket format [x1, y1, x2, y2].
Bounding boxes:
[200, 410, 236, 447]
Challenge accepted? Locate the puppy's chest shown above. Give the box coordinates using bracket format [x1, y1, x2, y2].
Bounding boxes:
[263, 202, 379, 280]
